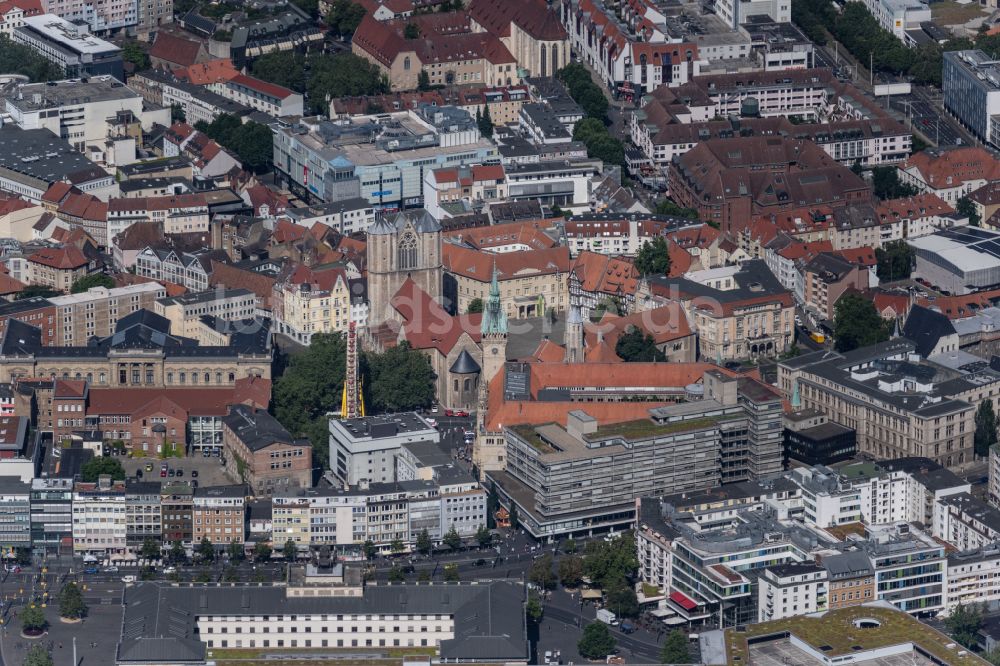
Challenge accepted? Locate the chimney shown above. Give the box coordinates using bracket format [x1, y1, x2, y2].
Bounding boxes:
[566, 410, 597, 440]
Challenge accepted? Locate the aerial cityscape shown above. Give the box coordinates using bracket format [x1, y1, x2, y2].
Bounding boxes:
[6, 0, 1000, 663]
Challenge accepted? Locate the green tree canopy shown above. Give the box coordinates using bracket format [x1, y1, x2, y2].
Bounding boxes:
[872, 167, 919, 200]
[252, 51, 307, 92]
[578, 621, 617, 659]
[388, 565, 406, 582]
[195, 114, 273, 174]
[0, 35, 62, 81]
[227, 541, 245, 562]
[366, 342, 436, 412]
[467, 298, 484, 314]
[81, 456, 125, 483]
[976, 400, 998, 458]
[958, 196, 982, 227]
[660, 629, 692, 664]
[250, 52, 388, 115]
[58, 582, 87, 620]
[558, 554, 584, 588]
[571, 117, 623, 166]
[476, 524, 493, 548]
[23, 645, 54, 666]
[477, 104, 494, 138]
[605, 574, 639, 618]
[615, 326, 666, 362]
[443, 525, 462, 550]
[21, 605, 47, 633]
[71, 273, 115, 293]
[583, 533, 639, 589]
[16, 285, 59, 300]
[634, 237, 671, 277]
[529, 553, 557, 590]
[196, 537, 215, 563]
[443, 563, 460, 581]
[121, 41, 150, 71]
[283, 539, 298, 560]
[416, 528, 433, 554]
[655, 199, 699, 219]
[833, 293, 891, 353]
[559, 63, 609, 121]
[253, 542, 272, 562]
[140, 538, 161, 560]
[169, 540, 187, 564]
[403, 22, 420, 38]
[945, 603, 984, 649]
[875, 240, 915, 282]
[325, 0, 366, 36]
[526, 595, 543, 623]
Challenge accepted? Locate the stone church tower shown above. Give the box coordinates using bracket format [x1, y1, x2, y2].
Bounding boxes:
[473, 265, 508, 480]
[366, 210, 443, 327]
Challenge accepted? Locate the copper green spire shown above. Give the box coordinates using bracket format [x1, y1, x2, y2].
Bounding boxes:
[481, 261, 507, 336]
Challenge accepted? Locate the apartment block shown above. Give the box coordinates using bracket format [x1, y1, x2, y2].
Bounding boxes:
[221, 405, 312, 499]
[329, 412, 439, 487]
[758, 563, 828, 622]
[29, 477, 73, 556]
[0, 476, 31, 552]
[160, 481, 193, 545]
[154, 288, 257, 340]
[72, 475, 126, 556]
[49, 282, 165, 346]
[125, 479, 161, 549]
[192, 484, 246, 545]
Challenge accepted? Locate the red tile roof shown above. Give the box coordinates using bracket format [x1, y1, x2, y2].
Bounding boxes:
[180, 58, 239, 85]
[585, 337, 622, 363]
[230, 74, 296, 100]
[584, 304, 692, 350]
[570, 251, 638, 297]
[467, 0, 566, 40]
[444, 220, 557, 252]
[28, 245, 88, 270]
[391, 278, 481, 354]
[149, 32, 204, 68]
[0, 273, 25, 296]
[902, 147, 1000, 189]
[529, 338, 565, 363]
[443, 244, 570, 281]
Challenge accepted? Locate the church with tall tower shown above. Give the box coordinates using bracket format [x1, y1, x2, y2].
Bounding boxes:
[473, 264, 508, 479]
[366, 210, 443, 327]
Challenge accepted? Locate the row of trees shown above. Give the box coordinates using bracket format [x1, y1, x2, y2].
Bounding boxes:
[792, 0, 968, 86]
[251, 51, 388, 115]
[573, 117, 624, 167]
[0, 35, 63, 82]
[273, 334, 435, 466]
[575, 621, 692, 662]
[194, 114, 274, 174]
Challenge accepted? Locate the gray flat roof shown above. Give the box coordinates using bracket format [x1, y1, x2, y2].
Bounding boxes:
[6, 76, 139, 112]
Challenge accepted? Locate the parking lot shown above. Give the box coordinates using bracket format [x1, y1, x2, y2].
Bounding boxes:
[120, 452, 236, 487]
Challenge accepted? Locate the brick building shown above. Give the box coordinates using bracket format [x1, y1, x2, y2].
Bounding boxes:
[221, 405, 312, 498]
[192, 484, 246, 546]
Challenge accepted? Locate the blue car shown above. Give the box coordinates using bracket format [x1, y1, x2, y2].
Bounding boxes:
[84, 567, 99, 574]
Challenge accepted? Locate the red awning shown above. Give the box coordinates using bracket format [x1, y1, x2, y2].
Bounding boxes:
[669, 591, 697, 611]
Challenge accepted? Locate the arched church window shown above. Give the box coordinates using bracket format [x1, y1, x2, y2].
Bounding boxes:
[398, 232, 418, 271]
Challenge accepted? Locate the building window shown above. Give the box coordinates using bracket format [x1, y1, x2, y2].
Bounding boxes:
[398, 232, 418, 271]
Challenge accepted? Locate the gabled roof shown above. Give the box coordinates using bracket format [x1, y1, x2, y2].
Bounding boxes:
[902, 305, 957, 357]
[467, 0, 566, 40]
[391, 278, 481, 354]
[28, 245, 88, 269]
[585, 336, 622, 363]
[443, 244, 570, 282]
[149, 32, 205, 67]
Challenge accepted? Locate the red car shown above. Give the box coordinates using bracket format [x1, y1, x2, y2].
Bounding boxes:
[445, 409, 470, 417]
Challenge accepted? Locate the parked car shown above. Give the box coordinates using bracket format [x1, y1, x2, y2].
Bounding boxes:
[144, 463, 153, 472]
[121, 575, 136, 583]
[104, 565, 119, 573]
[168, 469, 176, 477]
[160, 468, 167, 477]
[162, 566, 177, 574]
[191, 470, 199, 478]
[176, 469, 184, 477]
[136, 470, 143, 479]
[83, 567, 99, 574]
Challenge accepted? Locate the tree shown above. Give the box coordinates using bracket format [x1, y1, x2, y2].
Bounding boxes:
[655, 199, 699, 219]
[325, 0, 366, 37]
[476, 525, 493, 548]
[478, 104, 494, 138]
[976, 400, 998, 458]
[509, 505, 519, 530]
[252, 51, 307, 92]
[196, 537, 215, 563]
[418, 69, 431, 91]
[615, 326, 666, 363]
[529, 553, 557, 590]
[443, 525, 462, 551]
[945, 603, 983, 649]
[443, 563, 460, 581]
[578, 621, 616, 659]
[283, 539, 298, 561]
[227, 541, 244, 562]
[403, 22, 420, 38]
[833, 293, 891, 353]
[526, 595, 543, 623]
[583, 533, 639, 590]
[223, 566, 239, 582]
[196, 114, 273, 174]
[558, 555, 584, 588]
[121, 41, 149, 71]
[871, 166, 918, 200]
[81, 456, 125, 482]
[0, 34, 62, 81]
[875, 240, 915, 282]
[388, 565, 406, 582]
[20, 606, 47, 633]
[15, 285, 59, 300]
[660, 629, 692, 664]
[416, 528, 433, 554]
[605, 575, 639, 618]
[170, 103, 185, 123]
[169, 540, 187, 564]
[467, 298, 484, 314]
[366, 342, 436, 412]
[15, 547, 31, 565]
[363, 540, 377, 559]
[273, 333, 347, 467]
[390, 538, 405, 554]
[634, 237, 671, 277]
[562, 538, 577, 554]
[58, 582, 87, 620]
[253, 542, 272, 562]
[140, 538, 161, 561]
[958, 196, 981, 226]
[23, 645, 53, 666]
